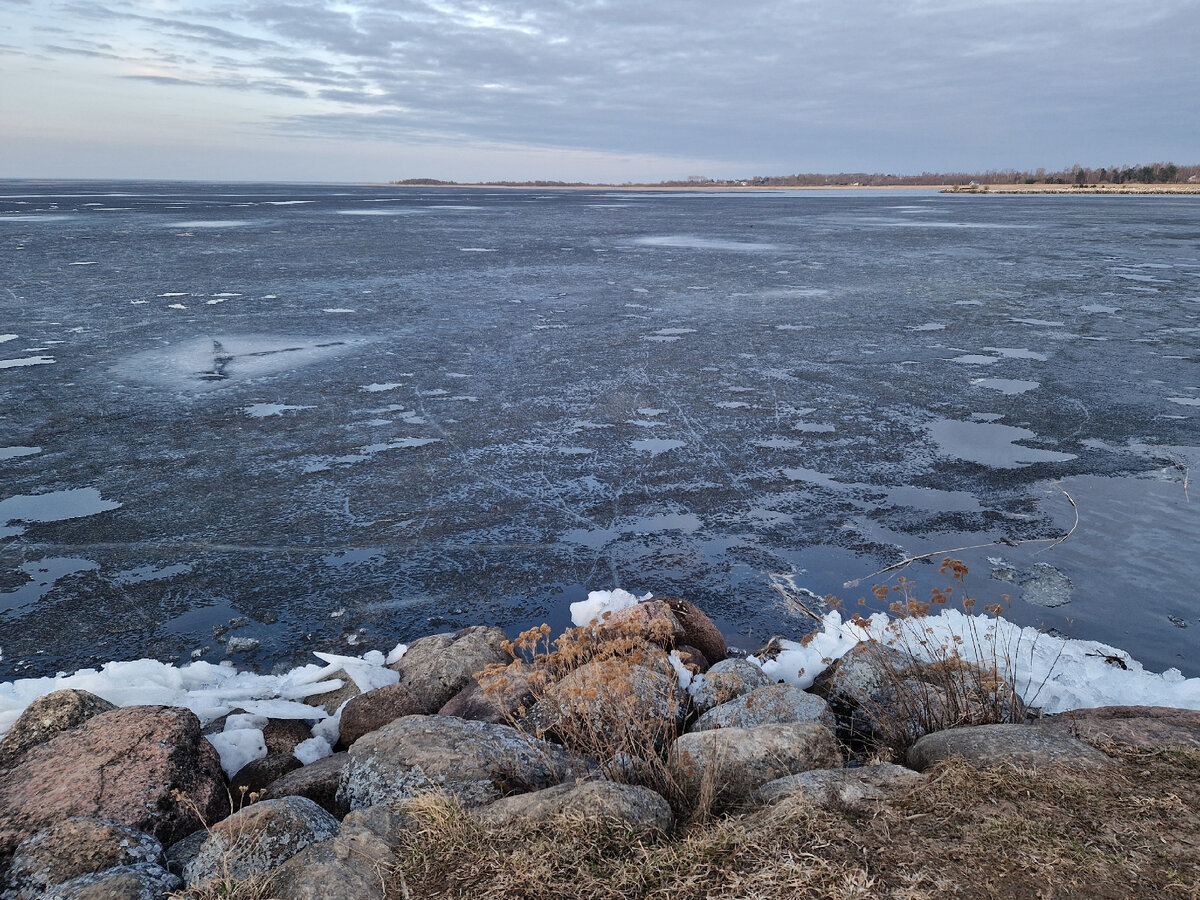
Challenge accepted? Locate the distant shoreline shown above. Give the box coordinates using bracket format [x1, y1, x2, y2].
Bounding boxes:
[398, 182, 1200, 195]
[942, 183, 1200, 195]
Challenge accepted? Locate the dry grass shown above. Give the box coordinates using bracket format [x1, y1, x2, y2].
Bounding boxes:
[480, 612, 696, 816]
[829, 560, 1049, 757]
[388, 744, 1200, 900]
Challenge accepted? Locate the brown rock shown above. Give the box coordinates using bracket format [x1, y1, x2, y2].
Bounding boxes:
[0, 706, 230, 858]
[304, 678, 361, 716]
[260, 752, 350, 817]
[4, 817, 164, 900]
[599, 600, 684, 648]
[338, 683, 424, 746]
[525, 658, 687, 751]
[658, 596, 728, 663]
[674, 645, 710, 675]
[262, 719, 314, 756]
[440, 661, 536, 724]
[389, 626, 510, 713]
[0, 690, 117, 768]
[1035, 705, 1200, 750]
[230, 754, 303, 807]
[906, 723, 1116, 772]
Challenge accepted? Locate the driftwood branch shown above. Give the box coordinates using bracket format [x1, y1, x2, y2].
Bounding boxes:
[841, 489, 1079, 589]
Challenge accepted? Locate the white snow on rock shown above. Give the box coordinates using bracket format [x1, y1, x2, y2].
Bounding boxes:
[758, 609, 1200, 714]
[569, 588, 652, 626]
[0, 647, 402, 742]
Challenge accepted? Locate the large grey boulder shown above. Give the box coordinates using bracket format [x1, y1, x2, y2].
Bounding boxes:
[389, 626, 510, 713]
[0, 706, 229, 858]
[670, 722, 841, 808]
[3, 818, 164, 900]
[811, 641, 1025, 749]
[1034, 705, 1200, 750]
[338, 715, 592, 811]
[183, 796, 339, 887]
[691, 683, 834, 732]
[690, 658, 772, 716]
[746, 763, 924, 808]
[41, 863, 180, 900]
[266, 809, 402, 900]
[906, 724, 1116, 772]
[473, 780, 673, 835]
[0, 690, 118, 768]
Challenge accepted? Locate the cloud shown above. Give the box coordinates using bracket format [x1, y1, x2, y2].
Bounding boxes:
[11, 0, 1200, 179]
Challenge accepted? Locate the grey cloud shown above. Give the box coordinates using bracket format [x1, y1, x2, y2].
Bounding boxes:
[27, 0, 1200, 173]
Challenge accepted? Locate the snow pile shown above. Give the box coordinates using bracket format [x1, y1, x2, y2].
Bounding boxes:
[0, 644, 407, 744]
[569, 588, 653, 626]
[759, 609, 1200, 714]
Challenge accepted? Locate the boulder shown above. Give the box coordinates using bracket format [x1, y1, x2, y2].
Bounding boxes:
[746, 763, 924, 808]
[439, 661, 536, 724]
[183, 796, 339, 887]
[338, 683, 424, 746]
[389, 626, 510, 713]
[267, 800, 412, 900]
[0, 706, 229, 858]
[304, 678, 361, 716]
[262, 719, 314, 756]
[473, 780, 673, 835]
[0, 690, 117, 768]
[674, 645, 710, 675]
[598, 600, 684, 648]
[658, 596, 728, 663]
[1035, 705, 1200, 750]
[523, 658, 686, 752]
[338, 715, 592, 811]
[230, 753, 303, 806]
[41, 863, 180, 900]
[3, 818, 164, 900]
[811, 641, 1024, 748]
[691, 683, 835, 732]
[260, 752, 350, 817]
[689, 658, 772, 716]
[163, 830, 208, 879]
[906, 724, 1116, 772]
[671, 722, 842, 808]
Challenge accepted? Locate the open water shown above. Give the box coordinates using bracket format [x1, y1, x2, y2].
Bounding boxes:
[1, 182, 1197, 678]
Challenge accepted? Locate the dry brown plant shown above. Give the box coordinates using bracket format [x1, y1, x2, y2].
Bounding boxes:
[477, 611, 698, 817]
[829, 559, 1056, 757]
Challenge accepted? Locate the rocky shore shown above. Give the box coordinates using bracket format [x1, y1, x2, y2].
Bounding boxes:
[1, 595, 1198, 899]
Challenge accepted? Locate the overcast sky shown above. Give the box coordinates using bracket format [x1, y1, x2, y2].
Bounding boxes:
[2, 0, 1197, 183]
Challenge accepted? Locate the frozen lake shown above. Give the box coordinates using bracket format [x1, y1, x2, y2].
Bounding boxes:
[1, 183, 1197, 678]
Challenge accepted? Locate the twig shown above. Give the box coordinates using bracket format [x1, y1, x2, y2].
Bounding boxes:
[842, 489, 1079, 588]
[768, 573, 825, 621]
[1033, 489, 1078, 554]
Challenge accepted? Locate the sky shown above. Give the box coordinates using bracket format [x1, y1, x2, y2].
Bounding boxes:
[2, 0, 1198, 184]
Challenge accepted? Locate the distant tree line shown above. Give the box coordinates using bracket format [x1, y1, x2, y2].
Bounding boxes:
[667, 162, 1199, 187]
[391, 163, 1199, 188]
